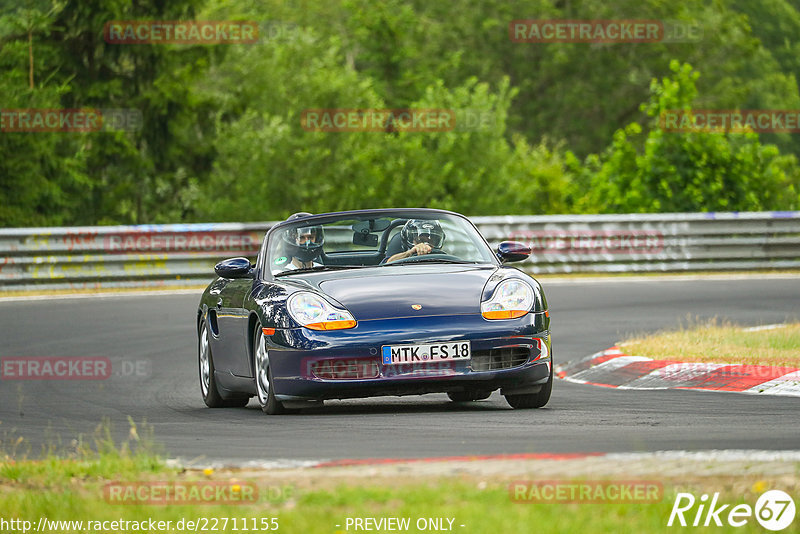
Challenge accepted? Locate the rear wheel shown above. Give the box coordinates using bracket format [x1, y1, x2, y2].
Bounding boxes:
[199, 320, 248, 408]
[254, 325, 287, 415]
[447, 390, 492, 402]
[504, 363, 553, 409]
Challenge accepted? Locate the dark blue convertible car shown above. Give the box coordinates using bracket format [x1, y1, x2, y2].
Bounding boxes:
[197, 208, 552, 414]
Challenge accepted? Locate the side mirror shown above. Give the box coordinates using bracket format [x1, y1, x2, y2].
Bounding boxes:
[214, 257, 253, 279]
[496, 241, 531, 263]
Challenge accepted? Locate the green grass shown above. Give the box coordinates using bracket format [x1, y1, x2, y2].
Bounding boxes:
[620, 319, 800, 367]
[0, 418, 164, 483]
[1, 469, 787, 533]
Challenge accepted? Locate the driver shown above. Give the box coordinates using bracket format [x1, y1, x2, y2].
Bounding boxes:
[385, 219, 445, 263]
[281, 224, 325, 270]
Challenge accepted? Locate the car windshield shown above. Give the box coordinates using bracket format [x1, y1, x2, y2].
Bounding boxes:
[268, 212, 497, 276]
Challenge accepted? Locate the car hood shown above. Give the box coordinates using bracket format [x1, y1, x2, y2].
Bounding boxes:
[295, 264, 499, 320]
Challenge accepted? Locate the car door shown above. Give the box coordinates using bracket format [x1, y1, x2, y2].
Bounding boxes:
[210, 278, 253, 377]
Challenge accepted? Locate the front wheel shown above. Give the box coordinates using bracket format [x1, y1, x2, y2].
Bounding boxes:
[504, 363, 553, 409]
[254, 325, 287, 415]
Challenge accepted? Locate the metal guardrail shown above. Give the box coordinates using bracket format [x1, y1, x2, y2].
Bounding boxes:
[0, 223, 270, 291]
[473, 211, 800, 274]
[0, 211, 798, 291]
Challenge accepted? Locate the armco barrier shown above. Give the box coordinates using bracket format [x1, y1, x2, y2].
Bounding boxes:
[472, 211, 800, 274]
[0, 211, 798, 291]
[0, 223, 269, 292]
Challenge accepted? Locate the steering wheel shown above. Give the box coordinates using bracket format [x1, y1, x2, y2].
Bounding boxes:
[388, 250, 463, 264]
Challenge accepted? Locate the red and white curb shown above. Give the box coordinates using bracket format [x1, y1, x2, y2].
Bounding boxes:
[556, 347, 800, 397]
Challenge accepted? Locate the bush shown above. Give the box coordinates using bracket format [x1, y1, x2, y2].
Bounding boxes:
[573, 61, 800, 213]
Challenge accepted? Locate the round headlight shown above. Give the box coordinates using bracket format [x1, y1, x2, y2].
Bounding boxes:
[481, 279, 534, 320]
[287, 292, 356, 330]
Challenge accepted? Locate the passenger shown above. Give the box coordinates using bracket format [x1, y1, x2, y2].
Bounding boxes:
[281, 225, 324, 270]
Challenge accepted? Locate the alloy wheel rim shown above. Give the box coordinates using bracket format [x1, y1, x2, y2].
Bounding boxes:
[199, 325, 210, 396]
[255, 332, 270, 404]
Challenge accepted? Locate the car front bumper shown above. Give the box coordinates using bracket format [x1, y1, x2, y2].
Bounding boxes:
[264, 311, 552, 401]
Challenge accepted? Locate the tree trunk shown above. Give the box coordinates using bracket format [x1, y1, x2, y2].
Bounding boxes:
[28, 29, 34, 89]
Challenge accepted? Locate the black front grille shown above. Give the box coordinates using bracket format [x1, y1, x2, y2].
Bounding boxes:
[470, 347, 533, 371]
[310, 358, 379, 379]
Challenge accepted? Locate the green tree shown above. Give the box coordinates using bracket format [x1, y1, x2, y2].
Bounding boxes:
[574, 61, 800, 213]
[0, 1, 89, 226]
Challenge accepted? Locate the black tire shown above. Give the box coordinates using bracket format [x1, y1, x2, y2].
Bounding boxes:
[447, 390, 492, 402]
[504, 363, 553, 409]
[199, 320, 249, 408]
[253, 325, 287, 415]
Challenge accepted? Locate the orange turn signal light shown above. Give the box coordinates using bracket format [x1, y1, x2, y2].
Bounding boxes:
[305, 320, 357, 331]
[262, 327, 276, 336]
[481, 310, 528, 320]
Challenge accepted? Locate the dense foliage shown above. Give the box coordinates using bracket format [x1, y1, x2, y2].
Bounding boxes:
[1, 0, 799, 226]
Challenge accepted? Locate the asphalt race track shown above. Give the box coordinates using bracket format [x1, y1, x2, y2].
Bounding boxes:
[1, 277, 798, 463]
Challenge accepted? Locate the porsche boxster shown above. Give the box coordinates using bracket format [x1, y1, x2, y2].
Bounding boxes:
[197, 208, 552, 414]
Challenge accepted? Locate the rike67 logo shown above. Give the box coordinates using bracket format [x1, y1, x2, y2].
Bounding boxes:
[668, 490, 795, 530]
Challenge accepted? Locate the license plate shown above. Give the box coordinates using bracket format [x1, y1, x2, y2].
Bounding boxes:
[381, 341, 471, 365]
